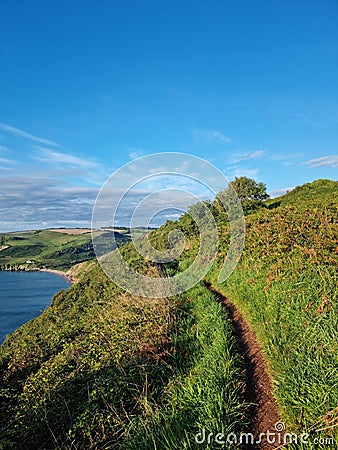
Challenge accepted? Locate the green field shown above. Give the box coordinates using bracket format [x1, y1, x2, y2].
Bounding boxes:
[0, 228, 131, 271]
[0, 179, 337, 449]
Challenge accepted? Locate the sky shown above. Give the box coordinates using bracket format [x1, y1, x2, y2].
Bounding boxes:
[0, 0, 337, 231]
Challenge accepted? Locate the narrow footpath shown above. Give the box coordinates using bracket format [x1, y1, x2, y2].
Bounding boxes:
[205, 283, 281, 450]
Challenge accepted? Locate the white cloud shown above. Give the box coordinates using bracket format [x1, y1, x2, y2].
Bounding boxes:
[233, 149, 267, 163]
[232, 150, 303, 165]
[193, 128, 231, 144]
[268, 154, 287, 161]
[302, 155, 338, 168]
[247, 149, 266, 159]
[268, 152, 303, 162]
[33, 147, 100, 169]
[128, 148, 145, 160]
[0, 155, 17, 172]
[31, 147, 109, 186]
[224, 165, 259, 179]
[0, 157, 16, 165]
[0, 123, 59, 147]
[164, 213, 181, 219]
[0, 176, 99, 231]
[0, 174, 201, 231]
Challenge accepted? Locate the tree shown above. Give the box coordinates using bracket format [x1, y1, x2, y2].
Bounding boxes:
[216, 176, 269, 215]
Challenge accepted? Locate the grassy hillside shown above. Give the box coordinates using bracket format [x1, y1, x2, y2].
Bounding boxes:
[143, 178, 338, 447]
[207, 179, 338, 448]
[0, 265, 246, 449]
[267, 178, 338, 207]
[0, 179, 337, 449]
[0, 229, 130, 270]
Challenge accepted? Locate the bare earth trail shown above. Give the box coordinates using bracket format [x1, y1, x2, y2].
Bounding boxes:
[205, 283, 281, 450]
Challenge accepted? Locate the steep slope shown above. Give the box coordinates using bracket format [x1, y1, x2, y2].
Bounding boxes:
[0, 267, 245, 449]
[142, 178, 338, 447]
[207, 179, 338, 447]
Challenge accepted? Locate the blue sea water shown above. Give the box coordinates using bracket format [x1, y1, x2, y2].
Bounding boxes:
[0, 271, 70, 343]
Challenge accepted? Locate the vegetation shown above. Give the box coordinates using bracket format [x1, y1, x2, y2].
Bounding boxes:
[0, 266, 246, 449]
[147, 178, 338, 448]
[267, 178, 338, 208]
[207, 179, 338, 448]
[0, 178, 337, 449]
[217, 176, 269, 215]
[0, 229, 130, 271]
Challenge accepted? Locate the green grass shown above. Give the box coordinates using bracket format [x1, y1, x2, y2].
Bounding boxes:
[205, 181, 338, 448]
[0, 229, 130, 270]
[0, 267, 246, 449]
[146, 178, 338, 448]
[0, 264, 171, 448]
[267, 178, 338, 208]
[120, 285, 247, 450]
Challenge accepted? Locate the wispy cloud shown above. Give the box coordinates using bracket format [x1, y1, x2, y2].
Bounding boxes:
[230, 149, 303, 166]
[33, 147, 100, 169]
[0, 176, 98, 231]
[30, 147, 108, 185]
[0, 175, 196, 231]
[302, 155, 338, 168]
[0, 123, 59, 147]
[0, 145, 9, 152]
[268, 152, 303, 161]
[233, 149, 267, 163]
[288, 110, 338, 129]
[128, 148, 145, 160]
[0, 156, 16, 165]
[224, 165, 259, 180]
[290, 112, 323, 129]
[0, 155, 17, 172]
[193, 128, 231, 144]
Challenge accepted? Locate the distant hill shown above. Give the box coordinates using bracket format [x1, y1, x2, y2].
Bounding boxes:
[0, 228, 130, 271]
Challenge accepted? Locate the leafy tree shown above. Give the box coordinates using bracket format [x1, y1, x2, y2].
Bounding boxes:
[216, 176, 269, 215]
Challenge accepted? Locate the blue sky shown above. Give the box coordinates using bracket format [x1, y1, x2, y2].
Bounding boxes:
[0, 0, 337, 230]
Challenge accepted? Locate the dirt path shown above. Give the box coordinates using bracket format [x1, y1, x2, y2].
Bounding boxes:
[205, 283, 281, 450]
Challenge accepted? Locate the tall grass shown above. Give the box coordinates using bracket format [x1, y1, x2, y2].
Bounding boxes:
[206, 187, 338, 448]
[0, 268, 247, 449]
[121, 284, 247, 450]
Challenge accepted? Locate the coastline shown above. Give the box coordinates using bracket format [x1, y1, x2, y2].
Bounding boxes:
[0, 266, 76, 284]
[39, 268, 76, 284]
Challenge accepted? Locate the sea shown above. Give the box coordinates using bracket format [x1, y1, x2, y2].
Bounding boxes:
[0, 271, 70, 343]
